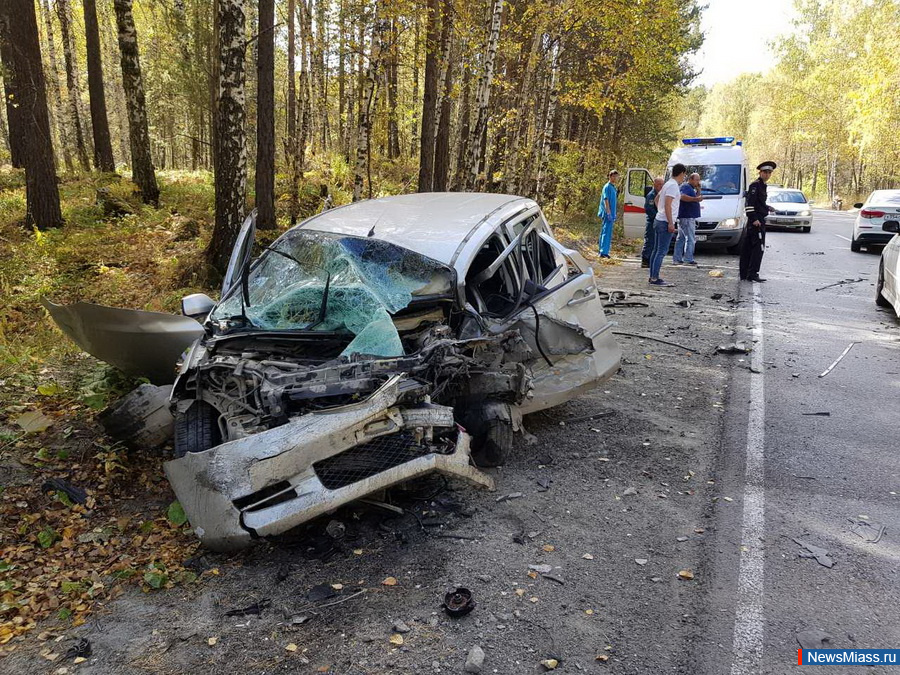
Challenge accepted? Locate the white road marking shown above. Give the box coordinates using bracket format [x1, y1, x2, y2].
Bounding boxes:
[730, 283, 766, 675]
[834, 234, 851, 242]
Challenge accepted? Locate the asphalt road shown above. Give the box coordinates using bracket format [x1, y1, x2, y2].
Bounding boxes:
[695, 209, 900, 674]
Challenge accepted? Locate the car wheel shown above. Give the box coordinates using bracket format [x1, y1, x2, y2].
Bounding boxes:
[460, 405, 514, 468]
[802, 227, 811, 233]
[174, 400, 221, 458]
[851, 238, 861, 252]
[876, 260, 892, 308]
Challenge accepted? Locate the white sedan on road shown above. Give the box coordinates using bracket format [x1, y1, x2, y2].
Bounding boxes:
[766, 187, 813, 232]
[852, 189, 900, 252]
[877, 218, 900, 316]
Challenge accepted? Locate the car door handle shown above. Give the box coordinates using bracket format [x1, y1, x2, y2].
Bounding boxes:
[567, 286, 596, 306]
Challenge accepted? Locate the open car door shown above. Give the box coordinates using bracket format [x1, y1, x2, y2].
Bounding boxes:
[624, 168, 652, 239]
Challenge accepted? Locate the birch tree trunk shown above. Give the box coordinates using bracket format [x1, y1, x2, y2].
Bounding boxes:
[208, 0, 247, 271]
[286, 0, 298, 224]
[1, 0, 63, 228]
[452, 60, 471, 190]
[410, 12, 419, 159]
[535, 40, 561, 201]
[113, 0, 159, 204]
[465, 0, 503, 190]
[255, 0, 275, 230]
[83, 0, 116, 172]
[417, 0, 439, 192]
[56, 0, 91, 171]
[353, 10, 383, 202]
[385, 18, 400, 160]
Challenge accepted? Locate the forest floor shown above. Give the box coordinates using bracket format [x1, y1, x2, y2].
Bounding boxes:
[0, 170, 737, 673]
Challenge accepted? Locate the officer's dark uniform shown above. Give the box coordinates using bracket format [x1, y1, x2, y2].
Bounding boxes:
[740, 162, 776, 281]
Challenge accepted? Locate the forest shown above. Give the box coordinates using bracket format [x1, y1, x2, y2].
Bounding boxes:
[687, 0, 900, 202]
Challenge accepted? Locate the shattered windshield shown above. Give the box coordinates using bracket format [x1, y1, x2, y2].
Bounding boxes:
[210, 229, 453, 357]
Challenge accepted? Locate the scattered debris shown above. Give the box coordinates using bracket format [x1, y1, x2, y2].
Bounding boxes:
[558, 411, 614, 426]
[540, 658, 560, 670]
[465, 645, 485, 673]
[285, 643, 299, 652]
[536, 477, 551, 492]
[635, 558, 648, 566]
[849, 518, 886, 544]
[622, 487, 638, 497]
[496, 492, 524, 502]
[793, 538, 834, 568]
[97, 383, 174, 450]
[389, 633, 404, 646]
[381, 577, 399, 587]
[529, 564, 553, 574]
[676, 536, 688, 542]
[716, 342, 751, 354]
[710, 293, 724, 300]
[677, 569, 694, 580]
[542, 574, 565, 585]
[803, 251, 825, 255]
[815, 277, 864, 292]
[818, 342, 858, 378]
[797, 629, 832, 650]
[613, 331, 696, 353]
[443, 587, 476, 617]
[801, 412, 831, 417]
[41, 478, 87, 505]
[582, 554, 594, 560]
[225, 599, 271, 617]
[307, 584, 338, 602]
[675, 299, 694, 308]
[325, 520, 346, 539]
[708, 270, 725, 278]
[64, 638, 91, 660]
[393, 620, 411, 634]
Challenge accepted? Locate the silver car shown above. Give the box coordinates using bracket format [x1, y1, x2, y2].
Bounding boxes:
[47, 194, 621, 551]
[766, 187, 813, 232]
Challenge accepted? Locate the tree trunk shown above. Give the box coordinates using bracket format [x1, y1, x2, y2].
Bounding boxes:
[535, 40, 561, 201]
[255, 0, 275, 229]
[385, 18, 400, 160]
[417, 0, 439, 192]
[465, 0, 503, 190]
[337, 0, 346, 158]
[56, 0, 91, 171]
[314, 0, 327, 152]
[113, 0, 159, 204]
[353, 9, 383, 202]
[452, 58, 471, 190]
[432, 0, 454, 192]
[38, 0, 73, 173]
[286, 0, 298, 224]
[410, 12, 419, 159]
[0, 30, 25, 168]
[1, 0, 63, 228]
[83, 0, 116, 172]
[208, 0, 247, 272]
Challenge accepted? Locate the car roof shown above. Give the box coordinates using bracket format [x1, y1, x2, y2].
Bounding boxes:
[298, 193, 534, 265]
[868, 189, 900, 205]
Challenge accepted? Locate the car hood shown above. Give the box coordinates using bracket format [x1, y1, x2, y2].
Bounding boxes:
[43, 299, 205, 384]
[697, 195, 742, 221]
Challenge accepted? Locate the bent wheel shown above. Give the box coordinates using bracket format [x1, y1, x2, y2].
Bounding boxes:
[174, 401, 221, 458]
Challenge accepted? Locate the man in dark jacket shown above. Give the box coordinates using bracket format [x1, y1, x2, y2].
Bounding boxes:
[641, 176, 664, 268]
[740, 162, 777, 282]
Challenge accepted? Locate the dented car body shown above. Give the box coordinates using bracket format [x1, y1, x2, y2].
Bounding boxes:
[49, 194, 620, 550]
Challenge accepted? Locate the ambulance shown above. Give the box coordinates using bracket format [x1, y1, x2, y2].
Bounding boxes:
[624, 137, 749, 253]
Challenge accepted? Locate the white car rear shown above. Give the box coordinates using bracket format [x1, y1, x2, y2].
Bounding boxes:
[766, 188, 813, 232]
[852, 189, 900, 252]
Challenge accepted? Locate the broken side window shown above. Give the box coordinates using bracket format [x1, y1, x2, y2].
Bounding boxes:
[465, 233, 523, 317]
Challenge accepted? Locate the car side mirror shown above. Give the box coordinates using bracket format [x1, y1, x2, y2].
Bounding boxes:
[853, 202, 864, 209]
[883, 221, 900, 233]
[181, 293, 216, 321]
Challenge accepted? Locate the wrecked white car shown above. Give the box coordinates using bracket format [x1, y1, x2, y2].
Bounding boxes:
[47, 193, 620, 551]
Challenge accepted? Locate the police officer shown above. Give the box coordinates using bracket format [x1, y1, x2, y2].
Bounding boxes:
[740, 161, 776, 282]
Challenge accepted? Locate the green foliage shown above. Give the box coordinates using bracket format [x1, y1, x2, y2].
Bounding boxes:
[166, 501, 188, 526]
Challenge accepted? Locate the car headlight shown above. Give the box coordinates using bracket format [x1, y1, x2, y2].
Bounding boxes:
[798, 210, 811, 217]
[718, 218, 740, 230]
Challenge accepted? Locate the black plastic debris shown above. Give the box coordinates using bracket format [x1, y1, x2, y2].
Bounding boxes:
[65, 638, 92, 660]
[716, 342, 751, 354]
[793, 538, 834, 568]
[442, 587, 476, 617]
[42, 478, 87, 505]
[801, 412, 831, 417]
[307, 584, 337, 603]
[225, 599, 271, 617]
[849, 519, 886, 544]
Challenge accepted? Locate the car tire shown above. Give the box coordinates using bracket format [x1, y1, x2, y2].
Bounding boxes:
[802, 227, 811, 233]
[460, 405, 514, 468]
[876, 261, 891, 308]
[174, 400, 221, 458]
[851, 238, 861, 252]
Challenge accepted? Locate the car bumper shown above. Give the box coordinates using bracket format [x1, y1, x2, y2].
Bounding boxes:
[768, 215, 812, 229]
[164, 375, 494, 551]
[694, 227, 743, 246]
[855, 230, 894, 245]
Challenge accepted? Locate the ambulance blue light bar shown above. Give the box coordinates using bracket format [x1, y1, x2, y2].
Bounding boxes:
[682, 137, 735, 145]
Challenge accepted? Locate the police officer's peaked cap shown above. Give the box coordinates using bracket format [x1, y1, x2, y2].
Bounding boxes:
[756, 162, 777, 171]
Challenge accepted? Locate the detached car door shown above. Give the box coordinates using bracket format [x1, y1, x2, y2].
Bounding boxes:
[624, 168, 653, 239]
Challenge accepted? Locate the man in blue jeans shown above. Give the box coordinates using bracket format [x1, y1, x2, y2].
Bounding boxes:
[597, 169, 619, 259]
[649, 163, 687, 286]
[673, 172, 703, 265]
[641, 176, 665, 268]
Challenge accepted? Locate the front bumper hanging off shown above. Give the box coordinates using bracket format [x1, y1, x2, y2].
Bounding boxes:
[164, 376, 494, 551]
